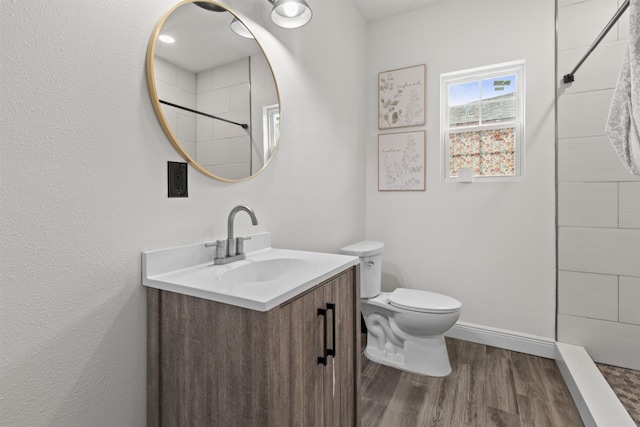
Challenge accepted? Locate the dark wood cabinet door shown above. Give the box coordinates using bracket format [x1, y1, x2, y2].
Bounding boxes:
[290, 284, 326, 426]
[289, 268, 360, 427]
[325, 272, 360, 426]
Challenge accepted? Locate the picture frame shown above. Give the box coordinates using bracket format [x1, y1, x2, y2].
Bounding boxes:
[378, 131, 426, 191]
[378, 64, 426, 130]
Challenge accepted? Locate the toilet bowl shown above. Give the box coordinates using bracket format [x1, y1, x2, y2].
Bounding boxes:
[341, 241, 462, 377]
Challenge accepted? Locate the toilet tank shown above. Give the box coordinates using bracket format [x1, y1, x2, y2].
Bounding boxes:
[340, 241, 384, 298]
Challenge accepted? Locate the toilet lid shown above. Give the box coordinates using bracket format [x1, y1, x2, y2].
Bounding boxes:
[388, 288, 462, 314]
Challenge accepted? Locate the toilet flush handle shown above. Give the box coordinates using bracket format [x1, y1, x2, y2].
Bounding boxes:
[365, 260, 375, 266]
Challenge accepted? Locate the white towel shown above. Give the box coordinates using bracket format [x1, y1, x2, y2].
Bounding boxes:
[605, 0, 640, 176]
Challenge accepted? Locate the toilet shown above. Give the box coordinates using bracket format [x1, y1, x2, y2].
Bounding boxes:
[341, 241, 462, 377]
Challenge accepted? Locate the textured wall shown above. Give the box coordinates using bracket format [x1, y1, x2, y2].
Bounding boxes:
[0, 0, 367, 424]
[557, 0, 640, 370]
[366, 0, 557, 338]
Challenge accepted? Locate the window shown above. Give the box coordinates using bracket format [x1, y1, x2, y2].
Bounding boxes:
[263, 104, 280, 163]
[441, 60, 525, 182]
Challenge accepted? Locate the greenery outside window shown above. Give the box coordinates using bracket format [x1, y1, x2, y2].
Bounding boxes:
[441, 60, 525, 182]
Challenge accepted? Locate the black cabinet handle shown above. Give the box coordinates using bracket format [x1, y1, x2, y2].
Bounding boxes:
[317, 307, 328, 365]
[327, 303, 336, 357]
[317, 302, 337, 365]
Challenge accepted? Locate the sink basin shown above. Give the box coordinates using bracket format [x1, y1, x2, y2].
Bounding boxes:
[217, 257, 316, 284]
[142, 232, 359, 311]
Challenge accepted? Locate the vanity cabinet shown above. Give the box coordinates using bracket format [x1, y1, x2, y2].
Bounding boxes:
[147, 266, 361, 426]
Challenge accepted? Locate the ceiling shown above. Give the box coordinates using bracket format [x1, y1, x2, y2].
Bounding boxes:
[152, 0, 442, 72]
[154, 3, 261, 73]
[352, 0, 441, 22]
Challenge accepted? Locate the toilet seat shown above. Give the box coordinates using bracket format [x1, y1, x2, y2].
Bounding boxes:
[389, 288, 461, 314]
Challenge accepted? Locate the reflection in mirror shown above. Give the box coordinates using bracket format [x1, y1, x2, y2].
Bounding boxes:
[147, 0, 280, 181]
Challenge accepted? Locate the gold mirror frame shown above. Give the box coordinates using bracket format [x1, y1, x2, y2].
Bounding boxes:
[146, 0, 281, 182]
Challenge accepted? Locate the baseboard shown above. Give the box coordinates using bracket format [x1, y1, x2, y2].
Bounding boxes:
[445, 321, 557, 358]
[555, 342, 635, 427]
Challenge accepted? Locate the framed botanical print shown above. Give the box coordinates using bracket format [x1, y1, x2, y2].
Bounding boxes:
[378, 131, 426, 191]
[378, 64, 426, 130]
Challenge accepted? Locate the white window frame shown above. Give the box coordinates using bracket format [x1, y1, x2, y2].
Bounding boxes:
[440, 60, 525, 183]
[262, 104, 280, 164]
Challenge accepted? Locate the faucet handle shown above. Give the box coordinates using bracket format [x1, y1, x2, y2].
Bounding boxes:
[235, 236, 251, 255]
[206, 240, 227, 260]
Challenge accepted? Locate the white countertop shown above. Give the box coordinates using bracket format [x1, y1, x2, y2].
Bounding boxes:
[142, 233, 359, 311]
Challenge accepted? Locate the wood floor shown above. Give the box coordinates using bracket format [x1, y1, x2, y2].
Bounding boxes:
[361, 337, 584, 427]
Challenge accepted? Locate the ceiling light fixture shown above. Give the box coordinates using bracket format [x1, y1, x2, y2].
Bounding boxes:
[193, 2, 226, 12]
[268, 0, 312, 29]
[230, 18, 255, 39]
[158, 34, 175, 44]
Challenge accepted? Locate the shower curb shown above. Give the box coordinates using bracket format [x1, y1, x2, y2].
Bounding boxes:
[556, 342, 635, 427]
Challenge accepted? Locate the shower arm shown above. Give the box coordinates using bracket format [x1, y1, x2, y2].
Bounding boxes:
[159, 99, 249, 130]
[563, 0, 630, 84]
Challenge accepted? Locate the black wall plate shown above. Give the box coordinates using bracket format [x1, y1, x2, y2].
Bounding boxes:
[168, 161, 188, 198]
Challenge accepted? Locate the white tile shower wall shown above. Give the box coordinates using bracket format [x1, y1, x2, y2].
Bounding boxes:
[620, 277, 640, 326]
[155, 58, 197, 158]
[558, 271, 618, 321]
[557, 90, 614, 139]
[558, 136, 640, 182]
[619, 182, 640, 228]
[557, 0, 640, 369]
[212, 58, 249, 90]
[557, 0, 618, 51]
[559, 228, 640, 277]
[558, 182, 618, 227]
[558, 314, 640, 369]
[558, 40, 627, 95]
[197, 57, 250, 177]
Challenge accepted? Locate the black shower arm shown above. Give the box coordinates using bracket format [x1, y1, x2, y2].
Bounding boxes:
[159, 99, 249, 130]
[563, 0, 630, 84]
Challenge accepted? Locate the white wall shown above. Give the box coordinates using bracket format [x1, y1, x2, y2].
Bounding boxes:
[366, 0, 557, 338]
[557, 0, 640, 370]
[0, 0, 367, 424]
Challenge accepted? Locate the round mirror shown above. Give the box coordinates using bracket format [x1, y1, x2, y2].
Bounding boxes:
[146, 0, 280, 182]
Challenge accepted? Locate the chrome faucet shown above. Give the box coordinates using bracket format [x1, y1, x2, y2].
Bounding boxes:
[226, 205, 258, 256]
[207, 205, 259, 265]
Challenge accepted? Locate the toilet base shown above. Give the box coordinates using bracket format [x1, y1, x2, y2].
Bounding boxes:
[364, 333, 452, 377]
